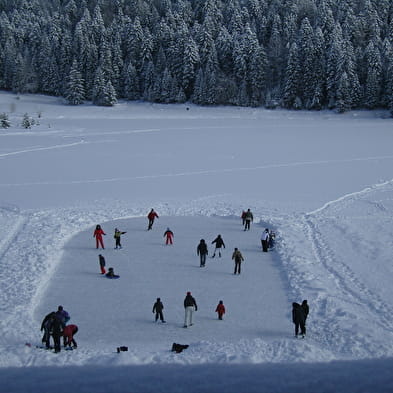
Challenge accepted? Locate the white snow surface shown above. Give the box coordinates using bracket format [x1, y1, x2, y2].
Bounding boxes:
[0, 91, 393, 392]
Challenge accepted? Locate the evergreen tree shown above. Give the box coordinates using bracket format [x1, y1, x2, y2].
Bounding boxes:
[283, 42, 301, 109]
[92, 67, 117, 106]
[0, 113, 11, 128]
[65, 59, 85, 105]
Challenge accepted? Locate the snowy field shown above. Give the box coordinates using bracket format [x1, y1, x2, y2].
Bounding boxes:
[0, 91, 393, 392]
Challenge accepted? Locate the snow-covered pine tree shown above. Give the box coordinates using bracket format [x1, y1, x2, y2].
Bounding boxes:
[92, 67, 117, 106]
[0, 113, 11, 129]
[283, 43, 301, 109]
[65, 59, 85, 105]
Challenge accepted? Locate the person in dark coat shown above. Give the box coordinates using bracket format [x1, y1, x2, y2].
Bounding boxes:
[105, 267, 120, 278]
[183, 291, 198, 328]
[51, 314, 65, 352]
[197, 239, 208, 267]
[211, 234, 225, 258]
[147, 209, 159, 230]
[41, 311, 56, 348]
[292, 302, 306, 338]
[152, 298, 166, 323]
[243, 209, 253, 231]
[301, 300, 309, 323]
[99, 254, 106, 274]
[232, 248, 244, 274]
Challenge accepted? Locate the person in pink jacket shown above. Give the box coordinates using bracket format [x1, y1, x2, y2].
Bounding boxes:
[93, 224, 106, 249]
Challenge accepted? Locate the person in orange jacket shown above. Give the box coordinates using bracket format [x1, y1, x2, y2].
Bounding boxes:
[215, 300, 226, 320]
[164, 228, 174, 245]
[147, 209, 159, 230]
[93, 224, 106, 249]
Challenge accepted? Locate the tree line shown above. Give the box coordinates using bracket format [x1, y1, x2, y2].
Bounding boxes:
[0, 0, 392, 114]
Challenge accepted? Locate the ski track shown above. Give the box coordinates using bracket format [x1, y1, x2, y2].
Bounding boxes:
[1, 155, 393, 188]
[0, 140, 87, 159]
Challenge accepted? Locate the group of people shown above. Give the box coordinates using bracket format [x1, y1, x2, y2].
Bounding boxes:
[292, 300, 309, 338]
[93, 208, 309, 338]
[40, 306, 78, 352]
[152, 293, 226, 328]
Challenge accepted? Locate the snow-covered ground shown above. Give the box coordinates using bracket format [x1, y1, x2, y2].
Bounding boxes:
[0, 91, 393, 392]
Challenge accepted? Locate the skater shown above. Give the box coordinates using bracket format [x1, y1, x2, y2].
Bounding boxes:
[197, 239, 208, 267]
[98, 254, 106, 275]
[56, 305, 70, 325]
[152, 298, 166, 323]
[93, 224, 106, 249]
[147, 208, 159, 230]
[244, 209, 253, 231]
[164, 228, 174, 245]
[183, 291, 197, 328]
[105, 267, 120, 279]
[211, 234, 225, 258]
[232, 247, 244, 274]
[261, 228, 269, 252]
[40, 311, 56, 348]
[301, 300, 309, 323]
[292, 302, 306, 338]
[114, 228, 127, 249]
[63, 324, 78, 349]
[215, 300, 226, 320]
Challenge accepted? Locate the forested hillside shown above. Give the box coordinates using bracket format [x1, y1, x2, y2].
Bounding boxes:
[0, 0, 392, 112]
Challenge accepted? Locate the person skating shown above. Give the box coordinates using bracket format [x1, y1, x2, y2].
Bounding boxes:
[63, 324, 78, 349]
[197, 239, 208, 267]
[183, 291, 197, 328]
[232, 247, 244, 274]
[261, 228, 269, 252]
[152, 298, 166, 323]
[243, 209, 253, 231]
[147, 208, 159, 230]
[164, 228, 174, 245]
[98, 254, 106, 275]
[215, 300, 226, 320]
[292, 302, 306, 338]
[114, 228, 127, 249]
[105, 267, 120, 279]
[93, 224, 106, 249]
[211, 234, 225, 258]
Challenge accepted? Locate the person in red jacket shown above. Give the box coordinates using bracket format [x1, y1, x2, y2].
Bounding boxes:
[164, 228, 174, 245]
[215, 300, 226, 320]
[147, 208, 159, 230]
[63, 324, 78, 349]
[93, 224, 106, 249]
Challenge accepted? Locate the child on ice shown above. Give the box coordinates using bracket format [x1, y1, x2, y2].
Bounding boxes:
[215, 300, 226, 320]
[164, 228, 174, 245]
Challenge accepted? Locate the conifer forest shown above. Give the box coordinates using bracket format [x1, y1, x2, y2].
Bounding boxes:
[0, 0, 392, 113]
